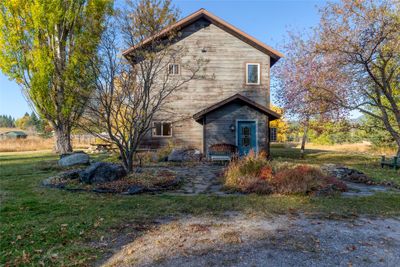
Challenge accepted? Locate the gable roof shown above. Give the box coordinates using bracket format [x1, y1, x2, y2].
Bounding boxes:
[193, 94, 281, 122]
[122, 8, 283, 66]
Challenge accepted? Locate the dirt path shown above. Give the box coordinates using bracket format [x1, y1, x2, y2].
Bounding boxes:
[100, 213, 400, 267]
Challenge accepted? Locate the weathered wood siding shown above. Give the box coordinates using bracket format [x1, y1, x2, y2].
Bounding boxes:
[140, 18, 271, 151]
[204, 102, 268, 155]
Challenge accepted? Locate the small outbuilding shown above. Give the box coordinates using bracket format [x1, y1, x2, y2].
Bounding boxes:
[0, 131, 28, 140]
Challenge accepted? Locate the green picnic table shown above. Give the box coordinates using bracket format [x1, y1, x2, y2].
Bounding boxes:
[381, 156, 399, 170]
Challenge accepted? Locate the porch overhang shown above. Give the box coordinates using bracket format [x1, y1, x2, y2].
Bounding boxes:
[193, 94, 281, 123]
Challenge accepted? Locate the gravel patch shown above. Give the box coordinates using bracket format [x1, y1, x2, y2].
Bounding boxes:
[100, 214, 400, 267]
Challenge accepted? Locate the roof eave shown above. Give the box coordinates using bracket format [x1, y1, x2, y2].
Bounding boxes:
[193, 94, 281, 122]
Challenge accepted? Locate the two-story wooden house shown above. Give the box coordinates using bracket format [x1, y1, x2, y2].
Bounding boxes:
[122, 8, 282, 157]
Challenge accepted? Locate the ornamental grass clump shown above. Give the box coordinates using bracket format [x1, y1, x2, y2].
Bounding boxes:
[224, 150, 272, 193]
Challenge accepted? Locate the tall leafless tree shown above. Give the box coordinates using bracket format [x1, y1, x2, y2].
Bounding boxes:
[81, 0, 206, 172]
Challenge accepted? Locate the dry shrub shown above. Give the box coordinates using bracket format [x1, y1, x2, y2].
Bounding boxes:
[224, 150, 269, 189]
[223, 152, 346, 195]
[136, 151, 156, 165]
[156, 141, 175, 161]
[268, 165, 326, 194]
[259, 166, 273, 180]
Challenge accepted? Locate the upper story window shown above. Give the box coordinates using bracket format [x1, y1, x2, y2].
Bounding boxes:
[246, 63, 260, 85]
[153, 121, 172, 137]
[168, 64, 180, 75]
[270, 127, 277, 142]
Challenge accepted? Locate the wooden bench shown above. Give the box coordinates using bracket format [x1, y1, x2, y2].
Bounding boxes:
[381, 156, 399, 170]
[208, 143, 237, 162]
[209, 152, 232, 162]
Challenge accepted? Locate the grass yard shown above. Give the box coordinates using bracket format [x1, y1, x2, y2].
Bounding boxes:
[1, 148, 399, 266]
[272, 145, 400, 185]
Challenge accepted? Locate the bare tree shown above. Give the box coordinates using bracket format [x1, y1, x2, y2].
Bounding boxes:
[81, 0, 205, 172]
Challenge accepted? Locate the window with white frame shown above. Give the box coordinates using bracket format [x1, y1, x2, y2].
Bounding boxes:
[246, 63, 260, 85]
[270, 127, 277, 142]
[168, 64, 180, 75]
[153, 121, 172, 137]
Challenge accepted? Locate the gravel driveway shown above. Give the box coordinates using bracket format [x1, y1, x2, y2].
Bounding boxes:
[101, 213, 400, 267]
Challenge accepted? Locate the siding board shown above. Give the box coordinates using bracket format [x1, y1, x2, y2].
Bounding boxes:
[140, 18, 271, 152]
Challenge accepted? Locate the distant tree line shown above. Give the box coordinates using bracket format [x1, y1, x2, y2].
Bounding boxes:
[0, 112, 52, 137]
[285, 117, 396, 149]
[0, 115, 15, 128]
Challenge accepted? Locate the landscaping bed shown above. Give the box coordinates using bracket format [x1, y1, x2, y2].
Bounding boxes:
[41, 162, 179, 195]
[223, 151, 347, 196]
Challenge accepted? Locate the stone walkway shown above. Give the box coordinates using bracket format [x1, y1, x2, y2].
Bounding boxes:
[322, 163, 400, 197]
[157, 163, 226, 195]
[342, 181, 400, 197]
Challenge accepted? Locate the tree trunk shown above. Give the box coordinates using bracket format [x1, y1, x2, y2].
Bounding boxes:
[119, 149, 135, 173]
[126, 154, 134, 173]
[54, 126, 72, 154]
[396, 139, 400, 157]
[300, 124, 308, 159]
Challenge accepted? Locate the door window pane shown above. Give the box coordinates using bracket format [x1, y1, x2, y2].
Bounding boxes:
[242, 126, 251, 147]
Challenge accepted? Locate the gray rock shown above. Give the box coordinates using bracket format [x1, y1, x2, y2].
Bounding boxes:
[59, 152, 90, 167]
[79, 162, 126, 184]
[168, 148, 201, 162]
[122, 185, 145, 195]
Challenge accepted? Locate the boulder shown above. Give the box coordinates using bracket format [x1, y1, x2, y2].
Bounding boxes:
[59, 152, 90, 167]
[168, 148, 201, 162]
[122, 185, 145, 195]
[79, 162, 126, 184]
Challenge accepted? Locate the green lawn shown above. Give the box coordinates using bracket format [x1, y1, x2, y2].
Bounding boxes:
[271, 146, 400, 185]
[1, 149, 399, 266]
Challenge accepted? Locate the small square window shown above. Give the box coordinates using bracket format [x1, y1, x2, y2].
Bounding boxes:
[153, 121, 172, 137]
[246, 63, 260, 85]
[168, 64, 180, 75]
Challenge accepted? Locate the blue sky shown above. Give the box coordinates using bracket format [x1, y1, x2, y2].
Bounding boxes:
[0, 0, 325, 119]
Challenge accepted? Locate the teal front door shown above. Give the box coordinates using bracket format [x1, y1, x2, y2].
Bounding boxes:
[237, 121, 256, 156]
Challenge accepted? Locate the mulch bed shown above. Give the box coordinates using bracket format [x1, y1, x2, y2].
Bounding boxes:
[42, 169, 181, 195]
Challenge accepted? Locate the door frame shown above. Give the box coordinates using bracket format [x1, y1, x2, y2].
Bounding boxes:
[235, 119, 258, 154]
